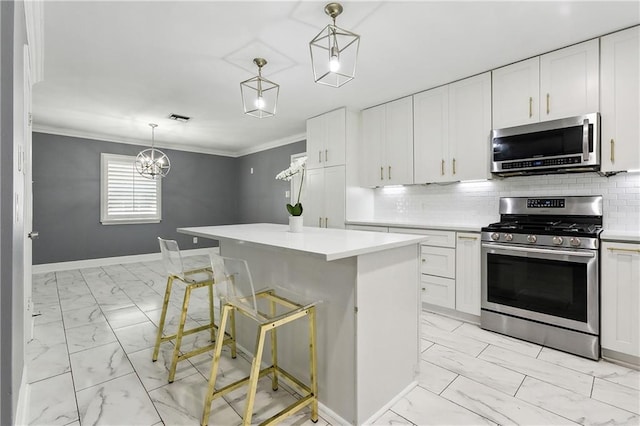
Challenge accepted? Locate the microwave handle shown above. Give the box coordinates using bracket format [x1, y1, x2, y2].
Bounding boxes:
[582, 119, 590, 161]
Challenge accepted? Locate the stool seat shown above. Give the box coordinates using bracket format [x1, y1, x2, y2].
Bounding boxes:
[153, 238, 236, 383]
[202, 253, 319, 426]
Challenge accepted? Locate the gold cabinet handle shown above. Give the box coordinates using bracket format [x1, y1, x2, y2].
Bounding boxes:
[325, 217, 328, 228]
[325, 149, 328, 163]
[529, 97, 533, 118]
[607, 247, 640, 254]
[388, 166, 392, 180]
[421, 258, 426, 263]
[318, 150, 322, 163]
[441, 159, 445, 176]
[458, 235, 478, 240]
[452, 158, 456, 175]
[610, 139, 615, 163]
[546, 93, 550, 115]
[380, 166, 384, 180]
[318, 217, 322, 227]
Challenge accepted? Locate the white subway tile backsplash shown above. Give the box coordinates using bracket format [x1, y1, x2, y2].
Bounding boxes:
[373, 172, 640, 232]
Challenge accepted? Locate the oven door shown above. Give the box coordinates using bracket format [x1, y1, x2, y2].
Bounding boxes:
[481, 242, 599, 335]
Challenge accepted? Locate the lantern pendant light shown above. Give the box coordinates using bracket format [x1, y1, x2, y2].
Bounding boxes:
[135, 123, 170, 180]
[240, 58, 279, 118]
[309, 2, 360, 88]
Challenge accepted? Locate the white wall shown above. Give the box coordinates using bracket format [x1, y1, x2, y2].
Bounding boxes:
[373, 172, 640, 232]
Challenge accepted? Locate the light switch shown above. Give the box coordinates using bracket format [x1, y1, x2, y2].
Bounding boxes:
[250, 167, 254, 174]
[285, 190, 290, 198]
[193, 237, 198, 244]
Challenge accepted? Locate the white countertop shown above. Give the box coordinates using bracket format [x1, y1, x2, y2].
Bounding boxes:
[346, 220, 484, 233]
[601, 230, 640, 243]
[178, 223, 428, 261]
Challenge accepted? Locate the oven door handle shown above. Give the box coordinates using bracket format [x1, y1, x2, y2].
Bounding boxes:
[482, 242, 596, 258]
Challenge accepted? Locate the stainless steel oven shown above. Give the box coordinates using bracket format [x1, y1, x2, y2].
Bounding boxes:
[480, 196, 602, 360]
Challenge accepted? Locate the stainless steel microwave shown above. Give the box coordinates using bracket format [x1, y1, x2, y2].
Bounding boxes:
[491, 113, 600, 176]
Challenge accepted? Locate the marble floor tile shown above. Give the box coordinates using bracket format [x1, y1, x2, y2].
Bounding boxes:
[128, 346, 200, 392]
[65, 321, 117, 353]
[390, 384, 495, 425]
[26, 339, 70, 384]
[149, 372, 241, 426]
[190, 347, 253, 390]
[112, 320, 159, 354]
[32, 291, 60, 307]
[417, 359, 458, 395]
[28, 373, 78, 426]
[59, 293, 98, 312]
[452, 322, 542, 358]
[420, 339, 434, 353]
[591, 377, 640, 415]
[420, 311, 463, 332]
[422, 344, 525, 395]
[442, 375, 579, 425]
[537, 347, 640, 390]
[421, 323, 488, 357]
[32, 303, 63, 326]
[93, 291, 135, 312]
[61, 305, 106, 329]
[224, 376, 300, 425]
[76, 372, 161, 426]
[32, 320, 66, 345]
[516, 376, 639, 425]
[478, 345, 594, 396]
[103, 305, 149, 329]
[69, 342, 134, 390]
[370, 410, 414, 425]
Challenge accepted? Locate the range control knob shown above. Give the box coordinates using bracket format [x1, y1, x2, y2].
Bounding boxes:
[552, 236, 564, 245]
[527, 235, 537, 243]
[504, 233, 513, 242]
[491, 232, 500, 241]
[570, 237, 581, 247]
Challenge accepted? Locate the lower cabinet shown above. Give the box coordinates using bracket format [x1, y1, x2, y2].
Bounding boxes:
[601, 241, 640, 359]
[455, 233, 481, 316]
[304, 166, 345, 229]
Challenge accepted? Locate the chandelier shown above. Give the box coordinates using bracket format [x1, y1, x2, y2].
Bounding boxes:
[135, 123, 170, 180]
[240, 58, 279, 118]
[309, 2, 360, 88]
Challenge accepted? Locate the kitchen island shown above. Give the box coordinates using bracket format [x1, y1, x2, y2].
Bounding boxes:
[177, 223, 427, 425]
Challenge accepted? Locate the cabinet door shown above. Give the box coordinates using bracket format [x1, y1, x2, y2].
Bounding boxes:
[601, 242, 640, 357]
[421, 275, 456, 309]
[413, 87, 449, 183]
[455, 233, 481, 316]
[306, 114, 325, 170]
[492, 57, 540, 128]
[324, 108, 346, 167]
[361, 105, 386, 187]
[323, 166, 345, 229]
[449, 72, 492, 182]
[385, 96, 414, 185]
[421, 246, 455, 279]
[303, 168, 325, 227]
[601, 27, 640, 173]
[540, 39, 599, 120]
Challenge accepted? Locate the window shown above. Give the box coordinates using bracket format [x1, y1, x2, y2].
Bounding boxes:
[100, 153, 161, 224]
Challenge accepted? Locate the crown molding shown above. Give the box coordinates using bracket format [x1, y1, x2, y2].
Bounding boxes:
[32, 125, 306, 158]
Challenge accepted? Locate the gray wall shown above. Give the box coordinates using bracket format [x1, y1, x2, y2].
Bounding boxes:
[32, 133, 238, 264]
[236, 141, 306, 224]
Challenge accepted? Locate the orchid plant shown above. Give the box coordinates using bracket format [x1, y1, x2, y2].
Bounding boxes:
[275, 156, 307, 216]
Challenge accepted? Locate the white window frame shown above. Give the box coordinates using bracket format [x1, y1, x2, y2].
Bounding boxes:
[100, 153, 162, 225]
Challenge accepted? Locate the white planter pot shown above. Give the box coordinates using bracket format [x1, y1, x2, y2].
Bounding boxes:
[289, 216, 303, 233]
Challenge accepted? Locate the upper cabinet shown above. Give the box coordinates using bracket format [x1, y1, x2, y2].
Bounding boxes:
[414, 73, 491, 183]
[361, 96, 414, 187]
[306, 108, 346, 169]
[600, 26, 640, 173]
[492, 39, 599, 129]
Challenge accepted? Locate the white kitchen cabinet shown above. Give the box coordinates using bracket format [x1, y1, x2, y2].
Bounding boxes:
[413, 73, 491, 183]
[421, 245, 456, 279]
[492, 39, 599, 128]
[601, 26, 640, 173]
[492, 57, 540, 129]
[455, 232, 481, 316]
[303, 166, 345, 229]
[421, 275, 455, 309]
[306, 108, 346, 170]
[601, 241, 640, 359]
[361, 97, 413, 186]
[540, 39, 599, 121]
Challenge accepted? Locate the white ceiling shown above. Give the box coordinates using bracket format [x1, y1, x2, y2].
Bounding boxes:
[33, 1, 639, 157]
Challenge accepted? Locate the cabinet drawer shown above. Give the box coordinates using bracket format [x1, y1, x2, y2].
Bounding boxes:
[421, 246, 456, 278]
[391, 228, 456, 248]
[421, 275, 455, 309]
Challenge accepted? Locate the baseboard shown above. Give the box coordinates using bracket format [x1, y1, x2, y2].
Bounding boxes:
[602, 348, 640, 370]
[14, 370, 29, 426]
[361, 380, 418, 425]
[32, 247, 218, 274]
[422, 303, 480, 325]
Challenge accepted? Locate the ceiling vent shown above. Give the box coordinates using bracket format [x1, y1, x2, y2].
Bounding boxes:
[168, 113, 190, 122]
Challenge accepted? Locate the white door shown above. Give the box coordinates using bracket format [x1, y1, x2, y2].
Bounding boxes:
[413, 86, 449, 183]
[303, 168, 325, 228]
[305, 115, 325, 169]
[385, 96, 414, 185]
[323, 166, 345, 229]
[492, 57, 540, 128]
[324, 108, 346, 167]
[22, 45, 34, 340]
[361, 105, 385, 187]
[455, 233, 481, 316]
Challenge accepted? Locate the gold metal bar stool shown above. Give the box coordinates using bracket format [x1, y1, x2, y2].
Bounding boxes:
[202, 253, 319, 426]
[153, 238, 237, 383]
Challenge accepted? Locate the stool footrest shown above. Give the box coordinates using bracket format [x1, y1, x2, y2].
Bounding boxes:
[260, 394, 315, 426]
[175, 335, 235, 362]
